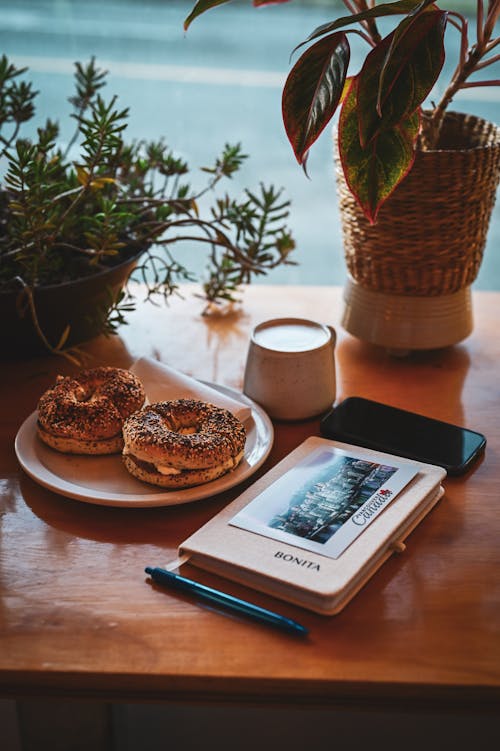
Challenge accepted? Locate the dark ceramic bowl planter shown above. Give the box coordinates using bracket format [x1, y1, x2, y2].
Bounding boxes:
[0, 252, 140, 359]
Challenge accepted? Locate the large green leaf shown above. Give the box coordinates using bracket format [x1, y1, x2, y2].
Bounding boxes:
[339, 77, 420, 223]
[282, 32, 350, 165]
[357, 9, 446, 146]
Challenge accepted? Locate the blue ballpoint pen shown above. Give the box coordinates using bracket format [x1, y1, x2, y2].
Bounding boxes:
[145, 566, 308, 637]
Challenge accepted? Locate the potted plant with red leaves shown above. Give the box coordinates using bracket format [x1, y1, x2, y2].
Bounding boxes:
[185, 0, 500, 351]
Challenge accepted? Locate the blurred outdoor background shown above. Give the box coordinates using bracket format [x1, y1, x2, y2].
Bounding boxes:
[2, 0, 498, 289]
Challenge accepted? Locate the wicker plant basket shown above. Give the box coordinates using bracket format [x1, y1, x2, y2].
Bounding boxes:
[334, 111, 500, 351]
[335, 112, 500, 297]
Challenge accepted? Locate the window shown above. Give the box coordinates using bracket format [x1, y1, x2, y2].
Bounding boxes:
[2, 0, 499, 288]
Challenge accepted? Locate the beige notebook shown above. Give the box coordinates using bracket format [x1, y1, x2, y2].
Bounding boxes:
[178, 437, 446, 615]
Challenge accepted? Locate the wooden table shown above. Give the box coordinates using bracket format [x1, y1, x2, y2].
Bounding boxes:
[1, 285, 499, 715]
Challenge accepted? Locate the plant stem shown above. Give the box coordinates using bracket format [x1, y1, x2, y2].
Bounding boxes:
[12, 277, 84, 364]
[347, 0, 382, 44]
[423, 0, 500, 149]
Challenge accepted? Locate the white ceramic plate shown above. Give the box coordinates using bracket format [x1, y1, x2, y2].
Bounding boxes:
[15, 384, 273, 507]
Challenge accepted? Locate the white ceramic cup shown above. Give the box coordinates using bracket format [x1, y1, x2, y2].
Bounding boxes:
[243, 317, 336, 420]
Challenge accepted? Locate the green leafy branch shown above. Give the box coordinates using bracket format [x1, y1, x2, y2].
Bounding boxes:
[0, 56, 296, 356]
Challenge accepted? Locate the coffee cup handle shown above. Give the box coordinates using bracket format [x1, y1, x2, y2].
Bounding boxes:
[326, 325, 336, 348]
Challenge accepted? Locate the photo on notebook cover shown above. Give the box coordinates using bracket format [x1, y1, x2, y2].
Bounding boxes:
[230, 446, 418, 560]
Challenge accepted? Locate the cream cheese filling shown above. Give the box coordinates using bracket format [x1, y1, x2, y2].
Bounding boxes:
[156, 465, 182, 476]
[124, 446, 244, 476]
[156, 452, 243, 476]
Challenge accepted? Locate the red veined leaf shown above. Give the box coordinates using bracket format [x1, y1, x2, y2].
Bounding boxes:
[339, 77, 420, 224]
[282, 32, 350, 165]
[184, 0, 234, 31]
[297, 0, 433, 51]
[184, 0, 291, 30]
[340, 76, 354, 104]
[357, 9, 446, 147]
[253, 1, 292, 6]
[377, 7, 447, 115]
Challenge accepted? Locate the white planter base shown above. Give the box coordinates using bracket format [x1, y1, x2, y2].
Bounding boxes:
[341, 276, 473, 354]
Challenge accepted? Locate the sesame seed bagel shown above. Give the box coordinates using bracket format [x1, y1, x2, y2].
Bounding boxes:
[37, 367, 146, 455]
[122, 399, 246, 488]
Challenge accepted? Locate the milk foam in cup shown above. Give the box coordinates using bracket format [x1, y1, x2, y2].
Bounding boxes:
[243, 318, 336, 420]
[253, 321, 330, 352]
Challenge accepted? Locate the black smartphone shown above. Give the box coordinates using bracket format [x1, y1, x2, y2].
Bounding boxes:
[320, 396, 486, 475]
